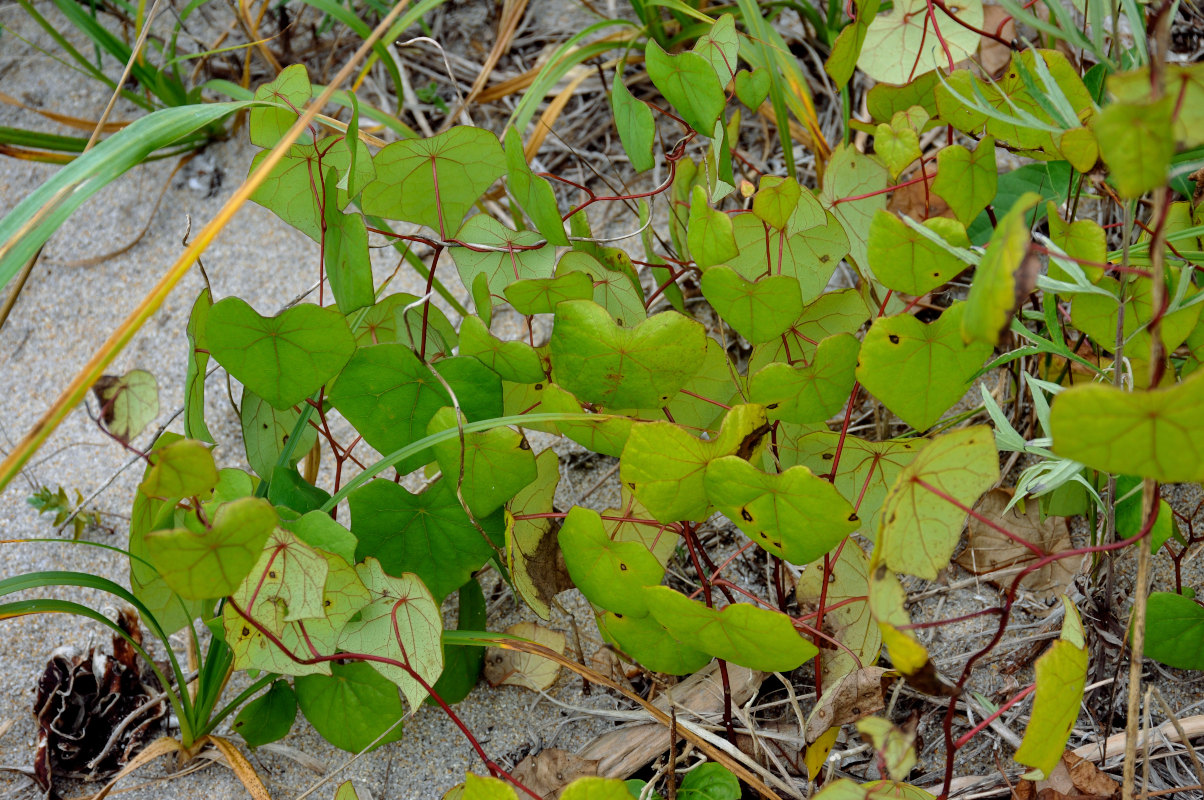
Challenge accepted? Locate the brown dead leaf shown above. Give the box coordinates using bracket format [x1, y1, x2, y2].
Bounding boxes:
[1014, 751, 1119, 799]
[955, 488, 1082, 599]
[483, 622, 567, 691]
[511, 748, 599, 798]
[979, 6, 1017, 77]
[887, 171, 954, 221]
[805, 667, 889, 743]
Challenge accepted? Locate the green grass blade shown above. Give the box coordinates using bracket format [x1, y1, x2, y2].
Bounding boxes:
[0, 101, 250, 291]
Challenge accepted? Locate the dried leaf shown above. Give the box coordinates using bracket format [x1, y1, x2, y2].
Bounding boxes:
[1013, 751, 1118, 799]
[483, 622, 566, 691]
[955, 487, 1082, 598]
[511, 748, 599, 799]
[805, 667, 889, 743]
[979, 6, 1016, 77]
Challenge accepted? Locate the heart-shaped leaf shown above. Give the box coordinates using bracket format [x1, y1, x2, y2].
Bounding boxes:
[360, 126, 506, 236]
[240, 389, 319, 480]
[611, 65, 656, 173]
[458, 316, 545, 384]
[295, 662, 405, 753]
[1144, 591, 1204, 670]
[688, 185, 739, 267]
[451, 214, 556, 297]
[856, 303, 992, 431]
[558, 507, 664, 618]
[549, 300, 706, 409]
[749, 333, 860, 424]
[503, 271, 594, 315]
[504, 127, 569, 245]
[962, 193, 1041, 346]
[145, 497, 276, 599]
[857, 0, 984, 84]
[933, 136, 997, 227]
[596, 611, 712, 676]
[140, 438, 218, 498]
[735, 68, 771, 110]
[644, 41, 725, 134]
[701, 267, 803, 344]
[428, 408, 537, 518]
[876, 426, 999, 580]
[93, 369, 159, 444]
[207, 298, 355, 410]
[705, 456, 858, 564]
[867, 212, 971, 296]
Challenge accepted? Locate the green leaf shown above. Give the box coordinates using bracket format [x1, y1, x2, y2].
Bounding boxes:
[693, 14, 739, 84]
[562, 778, 633, 800]
[338, 559, 443, 709]
[752, 176, 802, 230]
[430, 579, 487, 705]
[779, 431, 926, 538]
[140, 439, 218, 498]
[857, 303, 992, 431]
[353, 292, 458, 355]
[611, 66, 656, 173]
[335, 781, 360, 800]
[1144, 592, 1204, 670]
[734, 68, 771, 110]
[644, 585, 818, 672]
[620, 404, 769, 523]
[857, 0, 983, 84]
[656, 337, 738, 433]
[503, 271, 594, 315]
[240, 389, 318, 480]
[962, 192, 1040, 346]
[559, 507, 665, 618]
[232, 680, 297, 747]
[644, 40, 725, 134]
[184, 289, 214, 443]
[463, 774, 519, 800]
[267, 465, 331, 514]
[296, 661, 405, 753]
[749, 333, 860, 424]
[867, 72, 940, 123]
[504, 127, 569, 245]
[504, 449, 564, 620]
[0, 102, 249, 289]
[1047, 203, 1105, 283]
[451, 215, 556, 297]
[876, 426, 999, 579]
[555, 251, 646, 327]
[1014, 598, 1088, 778]
[145, 497, 277, 599]
[1049, 368, 1204, 483]
[701, 268, 802, 344]
[322, 170, 374, 315]
[1092, 97, 1174, 199]
[688, 185, 739, 267]
[249, 64, 311, 148]
[726, 203, 850, 305]
[933, 136, 997, 227]
[347, 478, 500, 601]
[825, 0, 882, 88]
[811, 779, 937, 799]
[328, 346, 501, 475]
[821, 144, 889, 271]
[207, 298, 355, 410]
[93, 369, 158, 444]
[749, 289, 870, 373]
[242, 526, 330, 622]
[428, 407, 537, 518]
[249, 135, 370, 241]
[549, 300, 706, 409]
[596, 611, 711, 675]
[678, 763, 740, 800]
[875, 111, 923, 179]
[459, 317, 545, 383]
[283, 509, 358, 565]
[796, 541, 880, 685]
[1109, 64, 1204, 149]
[867, 212, 971, 296]
[705, 456, 858, 564]
[360, 126, 506, 236]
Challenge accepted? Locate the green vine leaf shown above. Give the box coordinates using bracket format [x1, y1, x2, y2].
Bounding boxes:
[596, 611, 711, 676]
[503, 271, 594, 315]
[1047, 203, 1105, 283]
[93, 369, 159, 444]
[856, 303, 992, 431]
[451, 214, 556, 297]
[338, 558, 443, 710]
[876, 426, 999, 580]
[1143, 591, 1204, 670]
[705, 456, 858, 564]
[184, 289, 214, 443]
[549, 300, 706, 409]
[140, 438, 218, 499]
[875, 110, 924, 179]
[207, 298, 355, 410]
[459, 316, 545, 384]
[505, 449, 566, 620]
[145, 496, 277, 599]
[555, 251, 646, 327]
[353, 292, 457, 355]
[962, 192, 1040, 346]
[688, 185, 739, 267]
[347, 477, 502, 602]
[240, 389, 318, 480]
[644, 585, 818, 672]
[644, 40, 725, 134]
[693, 14, 739, 85]
[1014, 598, 1088, 778]
[249, 63, 310, 148]
[752, 176, 802, 230]
[504, 127, 569, 245]
[1049, 368, 1204, 483]
[797, 541, 880, 686]
[856, 0, 983, 84]
[821, 144, 888, 272]
[734, 68, 771, 110]
[322, 168, 374, 315]
[360, 126, 506, 236]
[1092, 96, 1174, 199]
[932, 136, 997, 227]
[249, 135, 369, 241]
[867, 212, 971, 296]
[561, 777, 632, 800]
[825, 0, 882, 88]
[701, 268, 803, 344]
[295, 661, 405, 753]
[749, 333, 860, 424]
[559, 506, 664, 618]
[610, 64, 656, 173]
[621, 404, 769, 523]
[428, 408, 538, 518]
[231, 679, 297, 747]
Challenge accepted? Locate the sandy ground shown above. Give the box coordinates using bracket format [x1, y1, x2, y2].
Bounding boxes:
[0, 7, 621, 799]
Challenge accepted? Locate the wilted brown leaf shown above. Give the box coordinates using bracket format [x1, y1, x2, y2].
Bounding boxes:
[805, 666, 889, 743]
[955, 487, 1082, 598]
[511, 748, 599, 799]
[1013, 750, 1118, 799]
[887, 171, 954, 221]
[483, 622, 567, 691]
[979, 6, 1017, 77]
